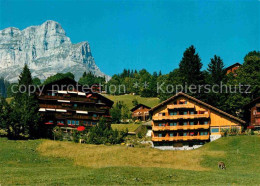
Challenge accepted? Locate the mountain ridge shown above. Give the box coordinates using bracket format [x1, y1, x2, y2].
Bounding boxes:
[0, 20, 109, 82]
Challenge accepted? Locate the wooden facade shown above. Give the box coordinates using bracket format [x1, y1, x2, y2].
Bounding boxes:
[131, 104, 151, 121]
[150, 93, 245, 147]
[37, 78, 113, 133]
[225, 62, 241, 75]
[245, 97, 260, 128]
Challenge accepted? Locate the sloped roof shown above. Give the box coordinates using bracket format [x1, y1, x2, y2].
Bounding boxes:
[150, 92, 245, 124]
[39, 77, 114, 106]
[131, 104, 151, 112]
[244, 97, 260, 108]
[225, 62, 242, 71]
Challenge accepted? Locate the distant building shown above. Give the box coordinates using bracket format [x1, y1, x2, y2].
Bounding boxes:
[225, 62, 241, 75]
[37, 78, 113, 136]
[149, 92, 245, 149]
[131, 104, 151, 121]
[245, 97, 260, 129]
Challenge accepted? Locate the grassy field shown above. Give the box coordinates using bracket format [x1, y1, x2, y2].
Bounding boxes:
[0, 136, 260, 185]
[104, 94, 160, 109]
[111, 123, 141, 132]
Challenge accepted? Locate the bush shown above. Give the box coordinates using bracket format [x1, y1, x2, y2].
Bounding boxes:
[245, 129, 254, 136]
[230, 127, 240, 136]
[86, 117, 128, 145]
[53, 127, 63, 141]
[221, 127, 240, 137]
[72, 130, 81, 143]
[0, 128, 7, 136]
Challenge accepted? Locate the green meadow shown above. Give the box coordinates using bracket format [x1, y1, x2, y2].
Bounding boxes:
[0, 135, 260, 185]
[104, 94, 160, 109]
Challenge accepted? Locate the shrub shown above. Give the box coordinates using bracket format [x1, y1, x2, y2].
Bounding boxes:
[72, 130, 81, 143]
[86, 117, 128, 145]
[221, 128, 229, 137]
[0, 128, 7, 136]
[230, 127, 240, 136]
[53, 127, 63, 141]
[245, 129, 254, 136]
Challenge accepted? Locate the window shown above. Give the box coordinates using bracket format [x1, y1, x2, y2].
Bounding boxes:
[73, 104, 77, 108]
[159, 133, 162, 137]
[52, 93, 56, 96]
[211, 128, 219, 133]
[183, 132, 187, 136]
[76, 121, 79, 125]
[72, 120, 75, 125]
[159, 123, 162, 127]
[170, 133, 174, 137]
[204, 121, 209, 125]
[190, 111, 194, 115]
[183, 111, 188, 115]
[83, 121, 87, 125]
[49, 120, 53, 123]
[170, 111, 178, 116]
[67, 120, 71, 124]
[169, 123, 174, 126]
[57, 121, 64, 124]
[174, 122, 177, 126]
[183, 121, 188, 125]
[190, 121, 194, 125]
[185, 101, 187, 104]
[93, 114, 97, 117]
[200, 131, 208, 136]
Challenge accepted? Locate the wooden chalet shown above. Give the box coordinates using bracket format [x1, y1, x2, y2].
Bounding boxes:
[225, 62, 241, 75]
[245, 97, 260, 128]
[37, 78, 113, 134]
[150, 92, 245, 148]
[131, 104, 151, 121]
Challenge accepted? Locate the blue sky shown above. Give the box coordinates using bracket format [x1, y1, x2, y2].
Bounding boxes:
[0, 0, 259, 76]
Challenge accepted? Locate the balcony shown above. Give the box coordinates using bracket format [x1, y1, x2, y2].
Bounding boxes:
[152, 124, 210, 131]
[38, 95, 96, 103]
[39, 104, 106, 113]
[132, 113, 149, 117]
[152, 113, 210, 121]
[167, 104, 194, 109]
[254, 112, 260, 118]
[152, 135, 210, 141]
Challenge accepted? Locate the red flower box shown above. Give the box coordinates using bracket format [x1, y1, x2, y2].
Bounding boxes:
[77, 126, 85, 131]
[57, 123, 65, 126]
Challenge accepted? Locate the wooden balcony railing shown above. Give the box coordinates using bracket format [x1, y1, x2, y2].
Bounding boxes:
[38, 95, 96, 103]
[152, 135, 210, 141]
[39, 104, 107, 113]
[152, 124, 210, 131]
[167, 104, 195, 109]
[152, 113, 210, 120]
[133, 113, 149, 116]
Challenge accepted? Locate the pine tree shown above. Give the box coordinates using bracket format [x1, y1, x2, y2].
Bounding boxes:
[8, 64, 40, 139]
[179, 45, 203, 85]
[207, 55, 225, 84]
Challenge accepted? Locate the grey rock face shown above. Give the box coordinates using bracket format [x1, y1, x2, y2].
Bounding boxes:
[0, 20, 108, 82]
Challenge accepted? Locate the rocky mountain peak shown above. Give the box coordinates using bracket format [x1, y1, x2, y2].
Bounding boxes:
[0, 20, 108, 82]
